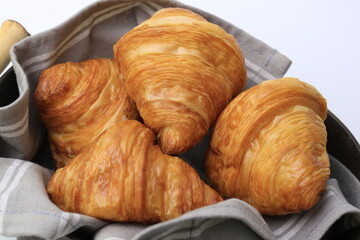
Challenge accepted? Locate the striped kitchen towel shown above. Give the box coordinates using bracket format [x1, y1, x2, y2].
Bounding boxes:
[1, 0, 359, 239]
[1, 155, 360, 240]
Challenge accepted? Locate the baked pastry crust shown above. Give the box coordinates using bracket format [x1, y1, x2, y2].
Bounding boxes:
[47, 120, 222, 223]
[34, 58, 139, 168]
[205, 77, 330, 215]
[114, 8, 246, 155]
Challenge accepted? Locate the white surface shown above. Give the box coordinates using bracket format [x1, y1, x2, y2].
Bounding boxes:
[0, 0, 359, 145]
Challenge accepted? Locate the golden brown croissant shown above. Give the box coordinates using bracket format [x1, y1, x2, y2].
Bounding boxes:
[114, 8, 246, 155]
[47, 120, 222, 223]
[34, 58, 139, 168]
[205, 77, 330, 215]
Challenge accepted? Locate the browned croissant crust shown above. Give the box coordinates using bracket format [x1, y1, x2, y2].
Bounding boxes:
[205, 77, 330, 215]
[47, 120, 222, 223]
[34, 58, 139, 168]
[114, 8, 246, 155]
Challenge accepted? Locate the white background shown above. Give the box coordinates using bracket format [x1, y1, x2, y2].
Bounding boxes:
[0, 0, 359, 142]
[0, 1, 359, 239]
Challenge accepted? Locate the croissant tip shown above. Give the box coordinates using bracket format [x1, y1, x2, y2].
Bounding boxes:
[206, 189, 224, 205]
[158, 126, 189, 155]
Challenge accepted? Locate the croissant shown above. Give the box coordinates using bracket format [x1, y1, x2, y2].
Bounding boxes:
[205, 77, 330, 215]
[47, 120, 222, 222]
[34, 58, 139, 168]
[114, 8, 246, 155]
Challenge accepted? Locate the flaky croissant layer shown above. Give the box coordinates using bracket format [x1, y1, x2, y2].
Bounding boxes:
[47, 120, 222, 223]
[114, 8, 247, 155]
[34, 58, 139, 168]
[205, 77, 330, 215]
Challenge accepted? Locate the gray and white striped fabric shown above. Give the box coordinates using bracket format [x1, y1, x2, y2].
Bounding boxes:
[1, 155, 360, 240]
[1, 0, 359, 239]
